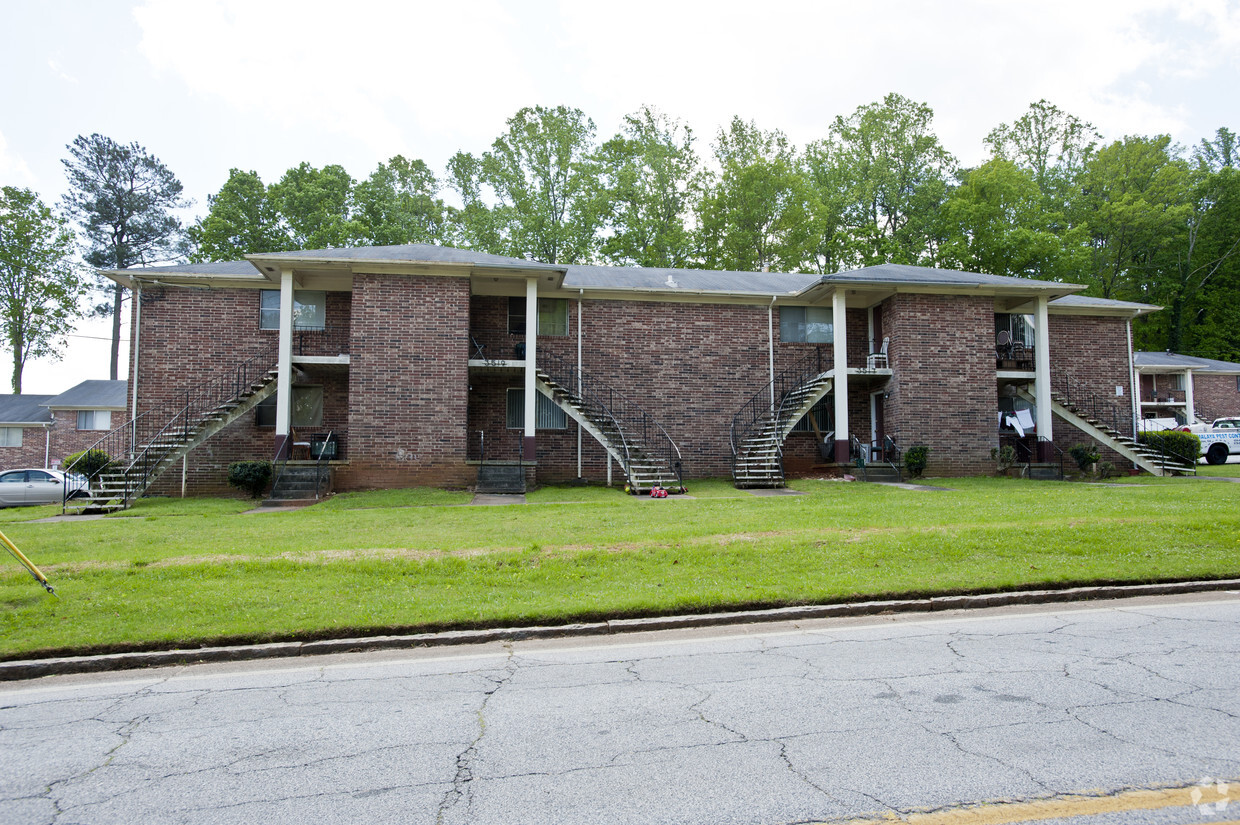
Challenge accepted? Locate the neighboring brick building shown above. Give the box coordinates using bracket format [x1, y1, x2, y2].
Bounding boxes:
[0, 381, 127, 470]
[100, 244, 1160, 496]
[1134, 352, 1240, 425]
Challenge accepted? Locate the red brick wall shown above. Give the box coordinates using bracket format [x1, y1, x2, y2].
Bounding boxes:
[1192, 374, 1240, 422]
[883, 294, 996, 475]
[0, 425, 51, 469]
[336, 273, 473, 490]
[1047, 315, 1134, 462]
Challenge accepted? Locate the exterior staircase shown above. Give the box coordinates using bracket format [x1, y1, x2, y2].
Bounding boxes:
[732, 373, 835, 488]
[536, 353, 683, 494]
[1016, 386, 1196, 477]
[265, 463, 332, 505]
[475, 464, 527, 494]
[64, 348, 280, 513]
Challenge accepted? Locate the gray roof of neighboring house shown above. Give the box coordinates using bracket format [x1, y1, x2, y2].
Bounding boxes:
[1135, 352, 1240, 373]
[249, 244, 565, 271]
[0, 395, 53, 425]
[44, 380, 127, 409]
[821, 263, 1073, 290]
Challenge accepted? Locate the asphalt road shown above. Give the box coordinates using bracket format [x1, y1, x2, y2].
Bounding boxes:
[1, 593, 1237, 824]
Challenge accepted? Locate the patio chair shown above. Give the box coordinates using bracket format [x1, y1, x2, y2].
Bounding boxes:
[995, 330, 1012, 361]
[867, 337, 890, 369]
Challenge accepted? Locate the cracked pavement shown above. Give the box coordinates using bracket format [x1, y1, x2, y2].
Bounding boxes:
[1, 593, 1237, 824]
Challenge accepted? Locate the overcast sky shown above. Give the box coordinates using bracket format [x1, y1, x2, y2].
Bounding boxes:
[3, 0, 1238, 395]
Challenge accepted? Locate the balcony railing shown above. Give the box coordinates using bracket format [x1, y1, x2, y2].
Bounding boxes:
[293, 325, 350, 357]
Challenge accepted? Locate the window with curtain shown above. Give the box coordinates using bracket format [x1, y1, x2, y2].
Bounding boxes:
[506, 389, 567, 430]
[780, 306, 833, 343]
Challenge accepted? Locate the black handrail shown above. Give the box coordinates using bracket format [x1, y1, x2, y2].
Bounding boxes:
[538, 350, 684, 491]
[62, 340, 280, 511]
[312, 429, 334, 499]
[730, 347, 830, 459]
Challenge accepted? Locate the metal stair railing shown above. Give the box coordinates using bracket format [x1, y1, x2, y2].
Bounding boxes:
[538, 350, 684, 492]
[730, 347, 829, 459]
[1004, 435, 1065, 480]
[1135, 433, 1199, 476]
[62, 340, 280, 511]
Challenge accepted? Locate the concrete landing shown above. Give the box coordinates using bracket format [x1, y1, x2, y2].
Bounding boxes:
[470, 493, 526, 506]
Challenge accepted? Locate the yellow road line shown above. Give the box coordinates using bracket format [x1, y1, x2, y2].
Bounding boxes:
[829, 781, 1236, 824]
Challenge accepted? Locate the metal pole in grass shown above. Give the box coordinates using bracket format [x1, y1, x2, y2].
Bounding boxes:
[0, 529, 55, 595]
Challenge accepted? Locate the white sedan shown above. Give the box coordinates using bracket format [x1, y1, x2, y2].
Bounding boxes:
[0, 468, 90, 507]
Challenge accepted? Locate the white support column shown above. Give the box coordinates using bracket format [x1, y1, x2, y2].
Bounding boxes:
[523, 278, 538, 460]
[832, 290, 849, 462]
[768, 297, 776, 411]
[275, 269, 295, 457]
[1034, 295, 1052, 453]
[1184, 370, 1196, 425]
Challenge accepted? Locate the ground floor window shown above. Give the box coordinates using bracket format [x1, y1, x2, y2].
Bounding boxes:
[0, 427, 22, 447]
[76, 410, 111, 430]
[255, 386, 324, 428]
[506, 388, 567, 430]
[780, 306, 833, 343]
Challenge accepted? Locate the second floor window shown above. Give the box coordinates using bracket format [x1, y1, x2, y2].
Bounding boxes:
[780, 306, 833, 343]
[260, 290, 327, 331]
[508, 297, 569, 336]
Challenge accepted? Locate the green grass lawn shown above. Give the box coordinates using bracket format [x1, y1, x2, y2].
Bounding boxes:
[1, 475, 1237, 659]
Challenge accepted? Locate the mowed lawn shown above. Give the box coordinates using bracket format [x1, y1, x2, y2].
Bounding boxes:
[1, 474, 1238, 659]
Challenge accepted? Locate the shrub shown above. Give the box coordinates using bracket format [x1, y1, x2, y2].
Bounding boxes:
[1069, 443, 1100, 471]
[905, 445, 929, 478]
[61, 448, 113, 478]
[1138, 430, 1201, 461]
[1098, 460, 1116, 479]
[228, 461, 273, 499]
[990, 445, 1018, 472]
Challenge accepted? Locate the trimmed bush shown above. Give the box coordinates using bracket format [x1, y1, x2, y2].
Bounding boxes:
[1069, 443, 1100, 471]
[905, 445, 929, 478]
[61, 448, 113, 478]
[228, 461, 273, 499]
[1138, 430, 1201, 461]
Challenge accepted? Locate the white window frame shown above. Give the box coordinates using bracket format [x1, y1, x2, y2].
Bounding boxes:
[508, 297, 569, 337]
[780, 306, 834, 344]
[260, 290, 327, 331]
[76, 410, 112, 431]
[0, 427, 22, 447]
[506, 389, 566, 430]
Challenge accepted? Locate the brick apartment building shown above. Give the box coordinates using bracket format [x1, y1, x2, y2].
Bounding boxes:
[95, 243, 1167, 498]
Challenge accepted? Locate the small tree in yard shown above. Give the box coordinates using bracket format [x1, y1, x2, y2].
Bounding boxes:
[228, 461, 272, 499]
[0, 187, 87, 393]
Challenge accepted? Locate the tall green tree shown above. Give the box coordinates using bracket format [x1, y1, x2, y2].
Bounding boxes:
[0, 187, 87, 393]
[985, 100, 1100, 210]
[449, 105, 601, 264]
[355, 156, 448, 246]
[698, 117, 814, 273]
[267, 163, 364, 250]
[592, 107, 704, 268]
[1077, 135, 1191, 302]
[939, 159, 1086, 280]
[827, 93, 957, 267]
[189, 169, 290, 262]
[1194, 127, 1237, 172]
[802, 138, 851, 274]
[61, 134, 188, 380]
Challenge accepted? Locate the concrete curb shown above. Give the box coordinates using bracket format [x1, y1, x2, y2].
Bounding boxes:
[3, 578, 1238, 681]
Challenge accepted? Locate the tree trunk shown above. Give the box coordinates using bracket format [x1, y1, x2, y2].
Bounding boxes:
[110, 282, 124, 381]
[10, 339, 20, 395]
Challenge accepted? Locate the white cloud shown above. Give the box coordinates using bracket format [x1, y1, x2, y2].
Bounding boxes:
[0, 129, 38, 188]
[133, 0, 539, 160]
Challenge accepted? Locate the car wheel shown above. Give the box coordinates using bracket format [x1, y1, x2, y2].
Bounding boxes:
[1206, 443, 1229, 465]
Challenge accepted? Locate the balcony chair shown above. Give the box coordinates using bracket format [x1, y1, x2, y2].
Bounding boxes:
[867, 337, 890, 369]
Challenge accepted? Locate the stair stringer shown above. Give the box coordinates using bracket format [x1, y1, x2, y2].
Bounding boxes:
[1015, 389, 1171, 477]
[534, 378, 679, 491]
[732, 373, 833, 488]
[73, 374, 279, 512]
